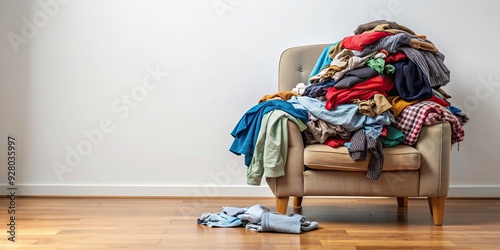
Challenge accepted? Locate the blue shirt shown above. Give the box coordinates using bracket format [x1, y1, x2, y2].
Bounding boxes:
[230, 100, 308, 166]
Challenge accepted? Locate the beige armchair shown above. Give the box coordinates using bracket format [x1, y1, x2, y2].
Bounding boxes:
[265, 44, 452, 226]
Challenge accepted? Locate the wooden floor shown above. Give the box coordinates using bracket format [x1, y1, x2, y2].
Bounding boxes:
[0, 197, 499, 249]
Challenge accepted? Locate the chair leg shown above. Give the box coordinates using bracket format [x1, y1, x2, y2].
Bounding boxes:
[397, 197, 408, 208]
[429, 197, 446, 226]
[275, 197, 289, 214]
[293, 197, 303, 207]
[427, 197, 433, 215]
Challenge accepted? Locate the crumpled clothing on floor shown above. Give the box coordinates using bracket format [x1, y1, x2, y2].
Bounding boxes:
[196, 204, 319, 234]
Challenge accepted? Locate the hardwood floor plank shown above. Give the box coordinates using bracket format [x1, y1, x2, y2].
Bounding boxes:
[321, 239, 457, 247]
[0, 197, 499, 249]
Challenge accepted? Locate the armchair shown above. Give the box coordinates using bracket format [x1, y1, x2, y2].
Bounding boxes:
[265, 44, 452, 226]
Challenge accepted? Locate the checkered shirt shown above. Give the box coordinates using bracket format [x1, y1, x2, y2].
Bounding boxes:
[394, 101, 466, 145]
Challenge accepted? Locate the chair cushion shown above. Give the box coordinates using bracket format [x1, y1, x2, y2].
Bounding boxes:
[304, 144, 421, 171]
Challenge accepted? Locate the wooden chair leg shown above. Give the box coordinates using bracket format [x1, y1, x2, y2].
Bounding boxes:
[275, 197, 289, 214]
[397, 197, 408, 208]
[429, 197, 445, 226]
[427, 197, 433, 215]
[293, 197, 303, 207]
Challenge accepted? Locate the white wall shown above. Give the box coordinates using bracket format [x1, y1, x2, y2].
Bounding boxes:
[0, 0, 498, 197]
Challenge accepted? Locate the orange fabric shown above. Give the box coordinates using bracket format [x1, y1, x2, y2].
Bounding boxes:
[258, 91, 300, 103]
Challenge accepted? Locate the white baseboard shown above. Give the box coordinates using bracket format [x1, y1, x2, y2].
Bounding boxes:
[1, 184, 499, 198]
[447, 185, 500, 198]
[1, 184, 275, 197]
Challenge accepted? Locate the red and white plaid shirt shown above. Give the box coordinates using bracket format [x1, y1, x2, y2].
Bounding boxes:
[394, 101, 466, 145]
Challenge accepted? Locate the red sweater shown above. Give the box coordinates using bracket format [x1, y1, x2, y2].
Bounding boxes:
[325, 75, 394, 110]
[342, 32, 393, 51]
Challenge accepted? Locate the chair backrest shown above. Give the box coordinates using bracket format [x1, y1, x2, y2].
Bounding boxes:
[278, 44, 330, 92]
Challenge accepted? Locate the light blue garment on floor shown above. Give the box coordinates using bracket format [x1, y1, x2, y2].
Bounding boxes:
[237, 204, 271, 224]
[261, 213, 303, 234]
[222, 206, 247, 217]
[197, 212, 242, 228]
[245, 213, 319, 234]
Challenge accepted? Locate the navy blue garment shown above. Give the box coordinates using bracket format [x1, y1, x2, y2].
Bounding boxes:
[230, 100, 308, 167]
[302, 79, 336, 98]
[388, 59, 433, 101]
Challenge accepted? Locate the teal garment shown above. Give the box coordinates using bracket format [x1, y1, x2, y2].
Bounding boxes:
[247, 110, 307, 186]
[308, 43, 338, 83]
[381, 126, 405, 147]
[366, 57, 395, 76]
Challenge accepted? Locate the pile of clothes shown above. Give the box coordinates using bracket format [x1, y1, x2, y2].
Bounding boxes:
[230, 20, 468, 184]
[197, 204, 318, 234]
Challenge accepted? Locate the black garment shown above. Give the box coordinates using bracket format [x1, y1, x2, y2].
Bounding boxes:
[334, 66, 378, 89]
[387, 59, 433, 101]
[348, 129, 384, 180]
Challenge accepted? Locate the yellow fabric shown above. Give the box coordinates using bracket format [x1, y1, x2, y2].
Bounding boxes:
[388, 96, 421, 117]
[258, 91, 300, 103]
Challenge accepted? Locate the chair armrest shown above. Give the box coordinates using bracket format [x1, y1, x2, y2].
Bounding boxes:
[415, 122, 452, 197]
[266, 120, 305, 197]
